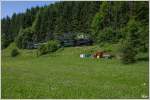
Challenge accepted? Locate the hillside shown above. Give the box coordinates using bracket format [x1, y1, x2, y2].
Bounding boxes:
[2, 43, 149, 98]
[1, 1, 149, 99]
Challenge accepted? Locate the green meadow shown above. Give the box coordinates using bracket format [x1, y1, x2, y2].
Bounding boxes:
[2, 43, 149, 99]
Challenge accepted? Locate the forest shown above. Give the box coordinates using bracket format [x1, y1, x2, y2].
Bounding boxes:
[1, 1, 149, 63]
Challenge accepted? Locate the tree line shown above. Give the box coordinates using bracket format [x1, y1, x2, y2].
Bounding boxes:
[1, 1, 149, 63]
[2, 1, 100, 48]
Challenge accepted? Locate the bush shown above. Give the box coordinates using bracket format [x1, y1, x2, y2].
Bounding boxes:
[37, 40, 60, 56]
[11, 48, 19, 57]
[38, 44, 47, 55]
[119, 40, 137, 64]
[118, 18, 147, 64]
[46, 40, 60, 52]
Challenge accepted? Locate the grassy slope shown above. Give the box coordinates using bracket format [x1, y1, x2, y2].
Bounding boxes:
[2, 43, 149, 99]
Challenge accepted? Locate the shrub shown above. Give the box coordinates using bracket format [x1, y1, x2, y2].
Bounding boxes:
[119, 40, 137, 64]
[118, 18, 146, 64]
[37, 40, 60, 56]
[11, 48, 19, 57]
[38, 44, 47, 55]
[46, 40, 60, 52]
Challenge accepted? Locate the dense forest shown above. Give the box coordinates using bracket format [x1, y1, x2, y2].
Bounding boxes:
[2, 1, 100, 48]
[1, 1, 149, 63]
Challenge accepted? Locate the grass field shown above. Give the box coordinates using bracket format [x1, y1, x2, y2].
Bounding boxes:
[1, 43, 149, 99]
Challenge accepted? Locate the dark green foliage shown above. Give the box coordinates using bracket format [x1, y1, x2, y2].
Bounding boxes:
[92, 1, 148, 44]
[91, 12, 103, 39]
[91, 1, 148, 64]
[134, 2, 149, 25]
[91, 2, 130, 43]
[120, 40, 137, 64]
[1, 7, 40, 48]
[46, 40, 60, 52]
[1, 1, 148, 43]
[96, 27, 118, 44]
[38, 44, 48, 55]
[1, 34, 11, 49]
[1, 16, 11, 34]
[11, 48, 19, 57]
[15, 27, 34, 49]
[124, 18, 145, 52]
[139, 25, 149, 52]
[37, 40, 60, 56]
[2, 1, 100, 47]
[1, 16, 13, 49]
[119, 19, 146, 64]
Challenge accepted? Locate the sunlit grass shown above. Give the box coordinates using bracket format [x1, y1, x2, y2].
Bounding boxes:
[1, 43, 149, 99]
